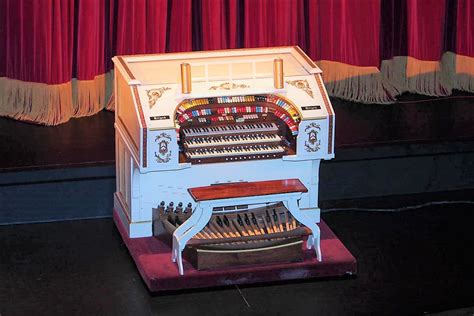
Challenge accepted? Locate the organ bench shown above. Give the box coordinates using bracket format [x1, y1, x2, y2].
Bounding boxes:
[172, 179, 321, 275]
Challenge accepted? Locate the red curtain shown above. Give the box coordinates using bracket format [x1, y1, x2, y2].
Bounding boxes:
[309, 0, 381, 67]
[168, 0, 192, 52]
[4, 0, 74, 84]
[457, 0, 474, 57]
[76, 0, 108, 80]
[244, 0, 305, 48]
[1, 0, 474, 125]
[0, 0, 7, 77]
[201, 0, 240, 50]
[115, 0, 168, 55]
[407, 0, 446, 62]
[455, 0, 474, 90]
[405, 0, 450, 95]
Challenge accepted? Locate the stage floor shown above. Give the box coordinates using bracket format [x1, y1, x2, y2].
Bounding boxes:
[114, 209, 357, 292]
[1, 195, 473, 314]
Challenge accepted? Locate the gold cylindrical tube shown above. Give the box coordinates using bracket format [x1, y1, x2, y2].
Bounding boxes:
[181, 63, 192, 94]
[273, 58, 284, 89]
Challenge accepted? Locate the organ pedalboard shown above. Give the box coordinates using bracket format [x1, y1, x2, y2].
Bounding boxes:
[154, 201, 311, 270]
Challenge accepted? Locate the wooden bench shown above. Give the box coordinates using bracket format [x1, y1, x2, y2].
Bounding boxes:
[171, 179, 322, 275]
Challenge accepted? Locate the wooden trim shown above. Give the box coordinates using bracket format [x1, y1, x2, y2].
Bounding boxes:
[195, 240, 303, 253]
[294, 46, 318, 69]
[121, 46, 296, 60]
[188, 179, 308, 202]
[117, 56, 136, 80]
[314, 75, 334, 155]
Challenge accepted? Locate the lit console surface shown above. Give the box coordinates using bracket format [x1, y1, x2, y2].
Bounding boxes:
[112, 47, 338, 278]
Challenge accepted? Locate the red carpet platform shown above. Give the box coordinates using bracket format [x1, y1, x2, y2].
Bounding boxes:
[114, 209, 357, 292]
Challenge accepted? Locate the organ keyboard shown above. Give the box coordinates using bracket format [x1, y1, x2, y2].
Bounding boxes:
[113, 47, 335, 276]
[182, 122, 279, 137]
[183, 134, 282, 148]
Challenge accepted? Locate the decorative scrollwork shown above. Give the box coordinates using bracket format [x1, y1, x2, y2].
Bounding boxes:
[286, 79, 314, 98]
[146, 87, 171, 109]
[304, 123, 321, 152]
[154, 133, 172, 163]
[209, 82, 250, 91]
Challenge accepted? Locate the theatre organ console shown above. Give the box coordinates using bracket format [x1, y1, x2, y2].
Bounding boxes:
[112, 47, 335, 275]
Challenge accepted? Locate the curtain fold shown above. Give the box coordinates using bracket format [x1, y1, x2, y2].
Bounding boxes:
[405, 0, 450, 95]
[0, 0, 6, 78]
[201, 0, 240, 50]
[455, 0, 474, 91]
[309, 0, 398, 104]
[168, 0, 192, 52]
[74, 0, 110, 117]
[1, 0, 473, 126]
[0, 0, 75, 125]
[244, 0, 305, 48]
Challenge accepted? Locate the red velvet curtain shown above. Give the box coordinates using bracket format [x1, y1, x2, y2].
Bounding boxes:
[201, 0, 240, 50]
[407, 0, 446, 62]
[0, 1, 7, 78]
[1, 0, 474, 125]
[168, 0, 192, 52]
[244, 0, 306, 48]
[76, 0, 108, 80]
[3, 0, 74, 84]
[456, 0, 474, 90]
[309, 0, 381, 67]
[116, 0, 168, 55]
[457, 0, 474, 57]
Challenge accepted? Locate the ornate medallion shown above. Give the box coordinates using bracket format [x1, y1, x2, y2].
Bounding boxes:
[154, 133, 172, 163]
[304, 123, 321, 152]
[146, 87, 171, 109]
[209, 82, 250, 91]
[286, 79, 314, 98]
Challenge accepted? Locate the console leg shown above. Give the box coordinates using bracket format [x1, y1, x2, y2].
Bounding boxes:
[286, 197, 322, 262]
[172, 205, 202, 263]
[177, 250, 184, 275]
[175, 204, 213, 275]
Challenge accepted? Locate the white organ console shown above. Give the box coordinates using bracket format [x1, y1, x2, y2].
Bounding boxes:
[112, 46, 335, 275]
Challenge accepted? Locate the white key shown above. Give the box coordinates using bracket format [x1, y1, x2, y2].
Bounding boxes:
[182, 123, 278, 137]
[184, 134, 281, 148]
[187, 145, 285, 159]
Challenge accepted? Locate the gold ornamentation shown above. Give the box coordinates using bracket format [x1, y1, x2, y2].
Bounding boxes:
[181, 63, 192, 94]
[209, 82, 250, 91]
[146, 87, 171, 108]
[286, 79, 314, 98]
[155, 133, 172, 163]
[304, 123, 321, 152]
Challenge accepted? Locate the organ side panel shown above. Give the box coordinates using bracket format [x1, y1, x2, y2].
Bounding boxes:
[115, 67, 140, 164]
[112, 47, 335, 245]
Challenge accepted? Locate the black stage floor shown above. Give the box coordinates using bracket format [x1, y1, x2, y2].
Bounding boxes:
[1, 92, 473, 314]
[1, 191, 473, 315]
[1, 91, 473, 172]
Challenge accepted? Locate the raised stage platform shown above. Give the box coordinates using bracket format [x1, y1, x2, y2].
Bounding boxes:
[1, 92, 473, 311]
[113, 209, 356, 292]
[1, 91, 473, 224]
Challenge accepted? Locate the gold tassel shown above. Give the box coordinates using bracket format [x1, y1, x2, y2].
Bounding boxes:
[405, 56, 451, 96]
[0, 77, 74, 126]
[316, 60, 398, 104]
[0, 71, 115, 125]
[454, 53, 474, 92]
